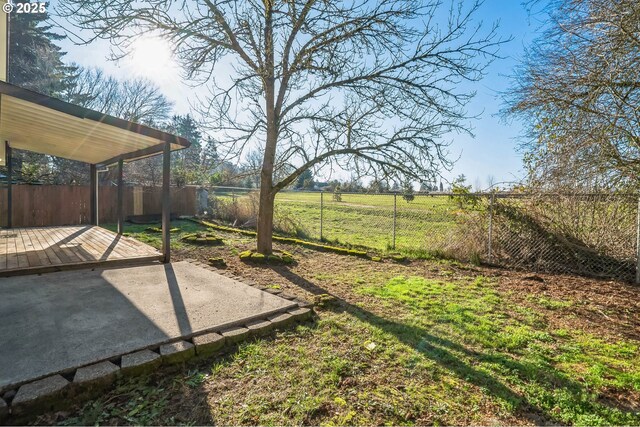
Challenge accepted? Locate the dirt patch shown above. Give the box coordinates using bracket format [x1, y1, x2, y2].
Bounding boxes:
[495, 270, 640, 341]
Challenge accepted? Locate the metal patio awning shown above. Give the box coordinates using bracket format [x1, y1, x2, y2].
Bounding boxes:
[0, 11, 186, 264]
[0, 80, 190, 166]
[0, 80, 190, 263]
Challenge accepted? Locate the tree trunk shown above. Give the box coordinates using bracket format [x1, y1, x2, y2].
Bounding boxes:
[257, 0, 276, 255]
[256, 100, 277, 254]
[256, 179, 275, 254]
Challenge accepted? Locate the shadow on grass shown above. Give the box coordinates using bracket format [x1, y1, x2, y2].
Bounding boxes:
[272, 266, 596, 425]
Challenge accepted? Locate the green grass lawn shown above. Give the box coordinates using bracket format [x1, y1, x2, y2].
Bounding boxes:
[42, 227, 640, 426]
[211, 190, 483, 255]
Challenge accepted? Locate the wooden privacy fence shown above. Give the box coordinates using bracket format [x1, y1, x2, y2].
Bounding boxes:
[0, 185, 197, 227]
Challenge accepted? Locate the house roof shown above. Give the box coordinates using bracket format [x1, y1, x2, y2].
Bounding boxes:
[0, 81, 190, 166]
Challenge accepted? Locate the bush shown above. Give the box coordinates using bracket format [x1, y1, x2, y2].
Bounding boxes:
[333, 186, 343, 202]
[402, 193, 415, 203]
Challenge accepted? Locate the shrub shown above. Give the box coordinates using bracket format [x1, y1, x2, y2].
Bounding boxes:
[449, 175, 480, 209]
[208, 191, 310, 237]
[402, 182, 415, 203]
[402, 193, 415, 203]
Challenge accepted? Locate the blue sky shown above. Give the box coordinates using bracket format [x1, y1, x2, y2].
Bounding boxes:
[50, 0, 538, 190]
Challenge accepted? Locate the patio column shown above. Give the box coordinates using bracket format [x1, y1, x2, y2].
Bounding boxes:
[117, 159, 124, 234]
[162, 141, 170, 263]
[6, 141, 11, 229]
[90, 164, 97, 226]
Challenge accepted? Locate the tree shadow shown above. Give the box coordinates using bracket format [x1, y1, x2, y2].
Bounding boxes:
[271, 267, 600, 425]
[493, 202, 635, 281]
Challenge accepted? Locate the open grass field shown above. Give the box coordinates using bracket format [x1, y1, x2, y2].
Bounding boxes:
[212, 190, 485, 255]
[35, 221, 640, 426]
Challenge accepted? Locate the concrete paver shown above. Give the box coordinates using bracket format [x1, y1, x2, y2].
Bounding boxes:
[11, 375, 69, 415]
[221, 326, 251, 344]
[73, 361, 120, 385]
[120, 350, 161, 376]
[193, 332, 225, 357]
[160, 341, 195, 364]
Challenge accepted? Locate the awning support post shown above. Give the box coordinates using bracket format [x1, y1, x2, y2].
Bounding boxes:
[90, 164, 97, 226]
[6, 141, 11, 229]
[117, 159, 124, 234]
[162, 142, 171, 263]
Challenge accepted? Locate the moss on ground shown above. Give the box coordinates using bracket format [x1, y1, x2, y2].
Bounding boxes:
[208, 257, 227, 268]
[181, 232, 223, 246]
[145, 226, 180, 233]
[194, 219, 371, 259]
[389, 254, 408, 263]
[239, 250, 295, 265]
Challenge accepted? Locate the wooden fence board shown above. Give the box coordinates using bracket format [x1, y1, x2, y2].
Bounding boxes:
[0, 185, 196, 227]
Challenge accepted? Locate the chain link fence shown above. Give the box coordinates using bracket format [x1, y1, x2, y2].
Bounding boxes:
[489, 193, 638, 282]
[202, 186, 640, 283]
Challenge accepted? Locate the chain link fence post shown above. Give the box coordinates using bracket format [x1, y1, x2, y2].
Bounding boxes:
[393, 192, 397, 250]
[635, 196, 640, 284]
[320, 191, 324, 241]
[488, 193, 495, 263]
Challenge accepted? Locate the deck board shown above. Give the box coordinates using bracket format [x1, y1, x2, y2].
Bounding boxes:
[0, 226, 161, 275]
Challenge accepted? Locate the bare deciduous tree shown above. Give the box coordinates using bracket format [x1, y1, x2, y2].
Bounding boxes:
[59, 0, 502, 253]
[507, 0, 640, 191]
[55, 66, 174, 185]
[65, 67, 173, 124]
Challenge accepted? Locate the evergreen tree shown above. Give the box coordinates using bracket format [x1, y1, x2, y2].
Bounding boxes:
[295, 169, 314, 190]
[169, 115, 202, 169]
[9, 7, 75, 95]
[402, 181, 415, 202]
[4, 7, 78, 182]
[201, 136, 219, 173]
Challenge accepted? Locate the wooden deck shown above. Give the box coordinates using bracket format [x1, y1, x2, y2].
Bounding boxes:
[0, 226, 162, 276]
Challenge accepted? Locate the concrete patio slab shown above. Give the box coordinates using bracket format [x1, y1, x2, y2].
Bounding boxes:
[0, 261, 298, 392]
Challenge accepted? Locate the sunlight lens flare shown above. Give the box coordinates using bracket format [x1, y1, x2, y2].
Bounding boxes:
[128, 36, 177, 83]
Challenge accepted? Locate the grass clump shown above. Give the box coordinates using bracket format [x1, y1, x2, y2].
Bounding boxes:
[181, 232, 223, 245]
